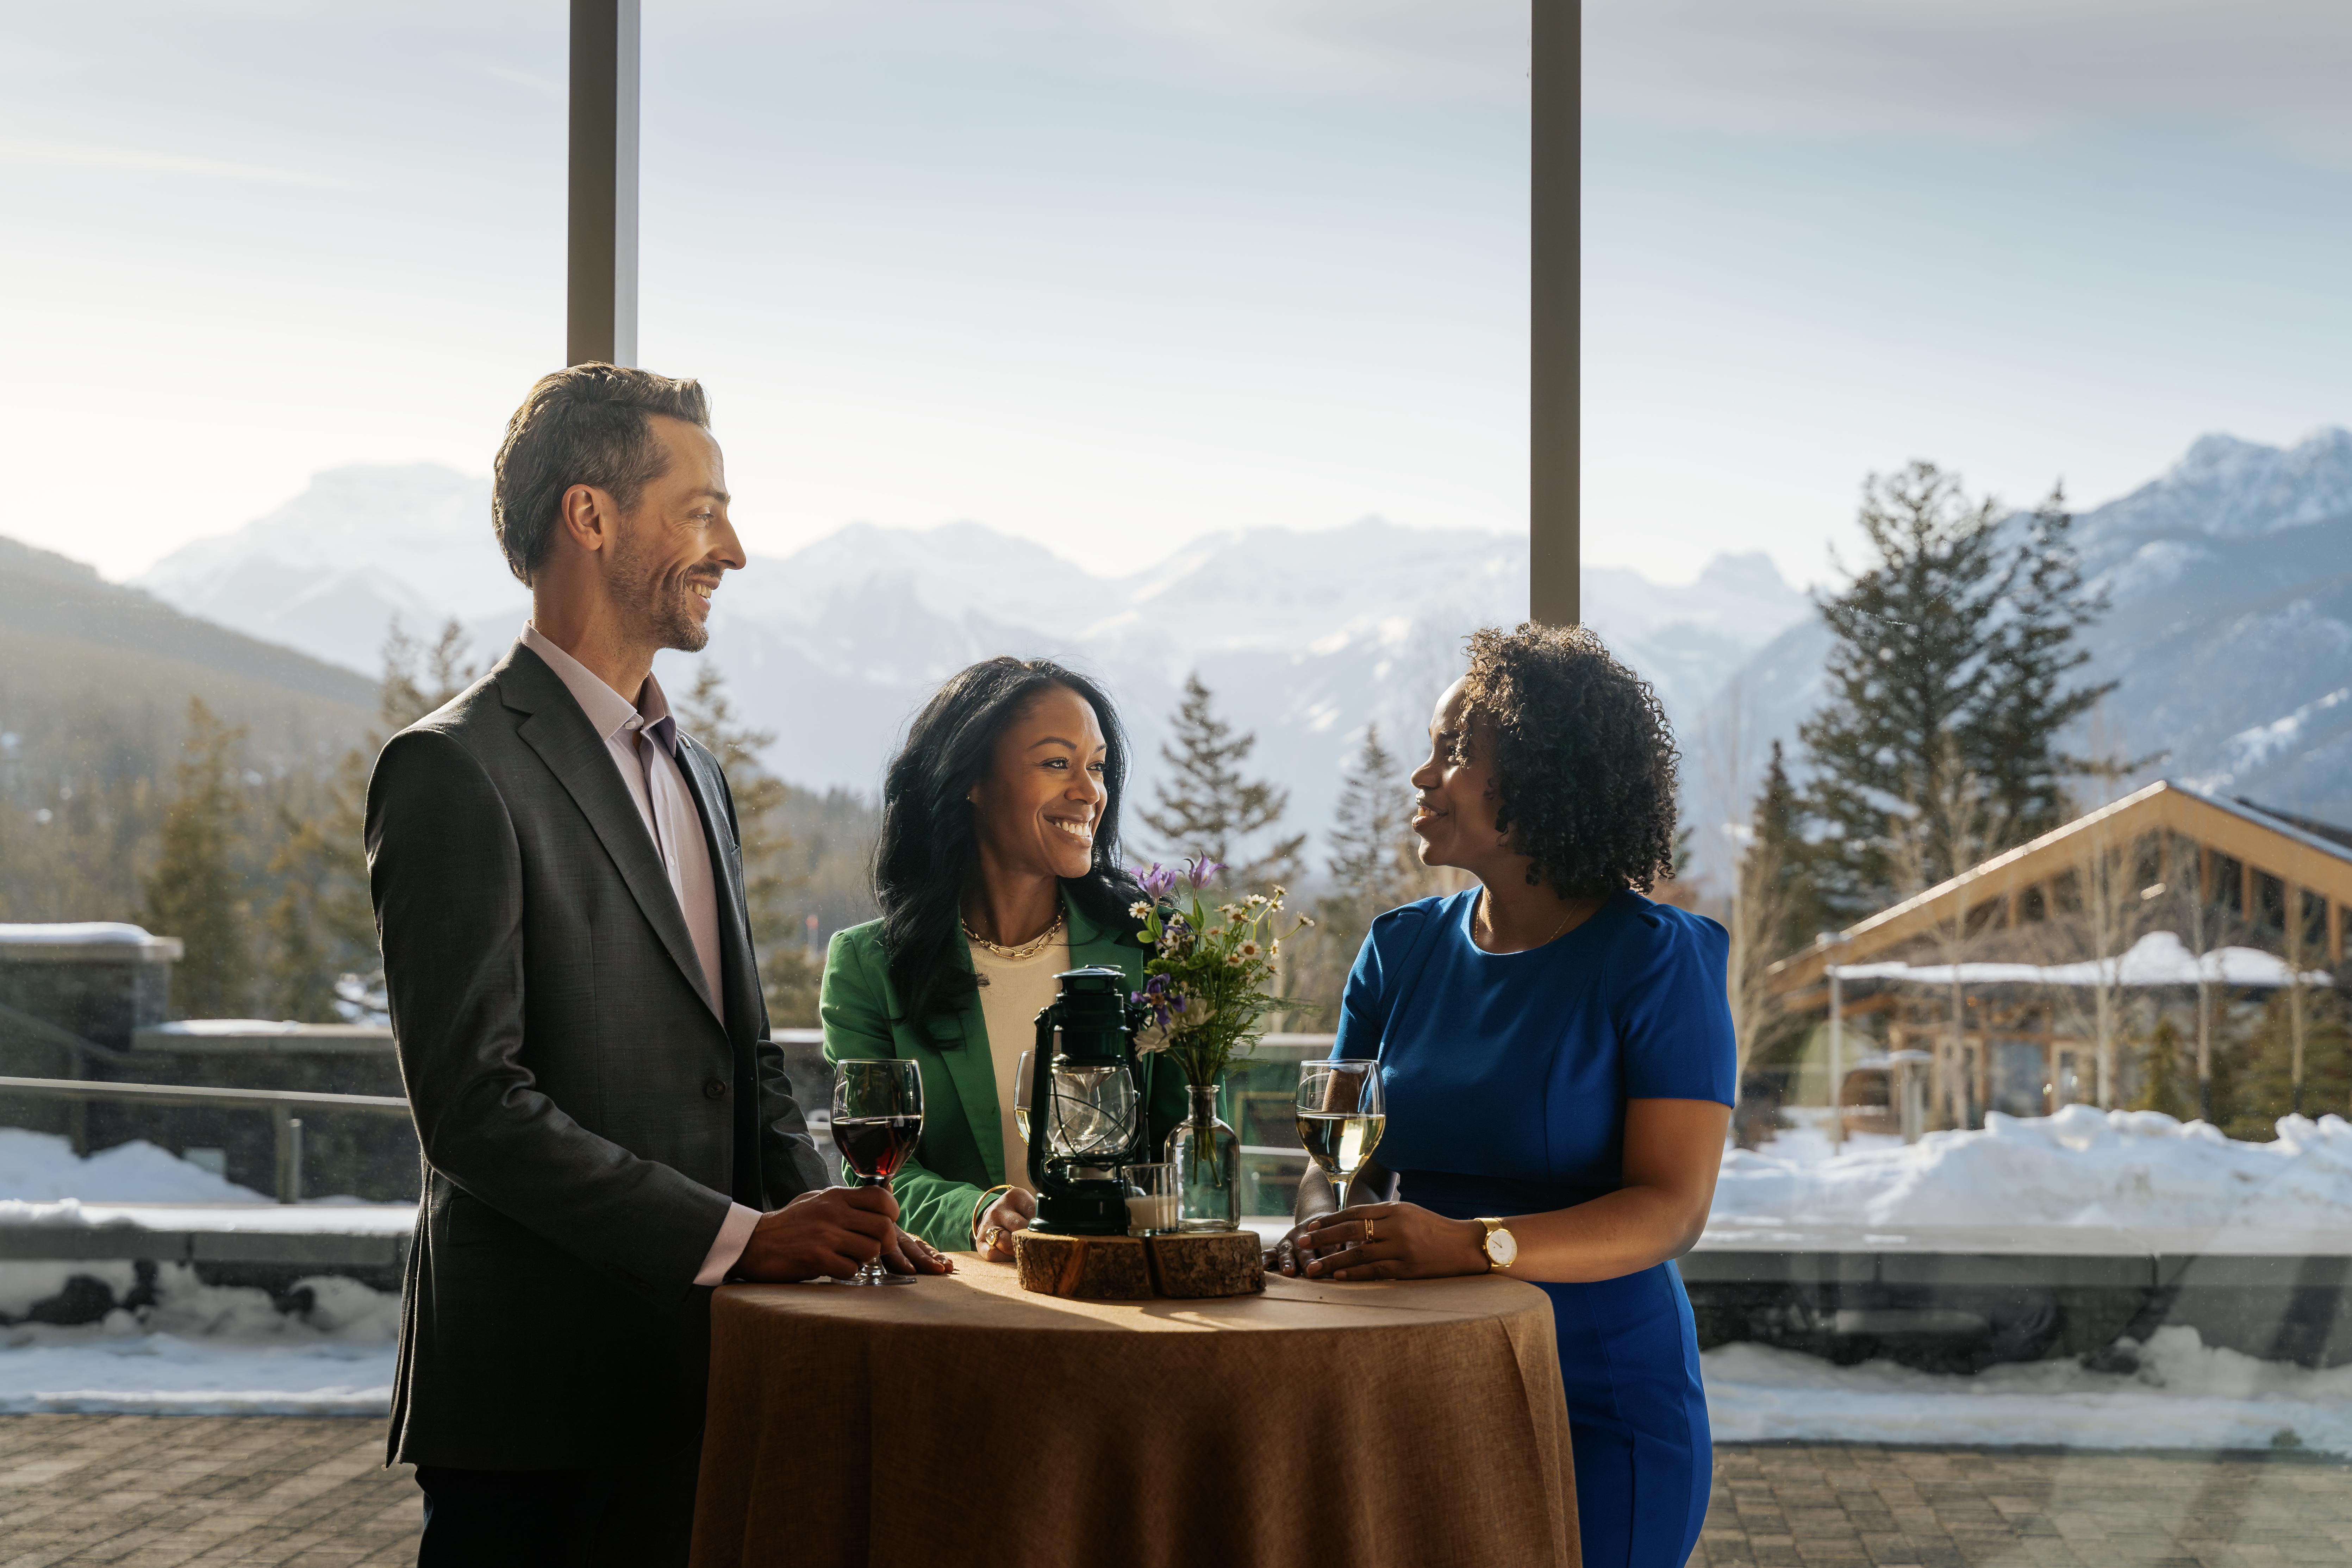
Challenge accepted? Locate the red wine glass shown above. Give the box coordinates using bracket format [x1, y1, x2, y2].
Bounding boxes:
[831, 1058, 925, 1286]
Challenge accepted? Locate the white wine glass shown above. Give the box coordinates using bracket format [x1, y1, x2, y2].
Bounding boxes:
[1296, 1061, 1385, 1211]
[1015, 1049, 1035, 1145]
[832, 1058, 924, 1286]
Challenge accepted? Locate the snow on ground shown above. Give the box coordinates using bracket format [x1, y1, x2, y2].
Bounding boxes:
[1714, 1104, 2352, 1233]
[0, 1201, 415, 1233]
[0, 1265, 396, 1416]
[0, 1127, 268, 1203]
[0, 1129, 416, 1220]
[5, 1108, 2350, 1426]
[1704, 1327, 2352, 1455]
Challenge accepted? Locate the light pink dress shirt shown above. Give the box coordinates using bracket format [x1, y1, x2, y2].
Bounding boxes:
[521, 625, 761, 1283]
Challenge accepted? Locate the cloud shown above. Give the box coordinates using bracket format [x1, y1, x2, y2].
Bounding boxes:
[1085, 0, 2352, 156]
[448, 54, 563, 101]
[1097, 0, 1529, 97]
[1588, 0, 2352, 149]
[0, 141, 339, 186]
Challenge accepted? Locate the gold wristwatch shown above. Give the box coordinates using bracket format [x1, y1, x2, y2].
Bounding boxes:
[1476, 1217, 1518, 1273]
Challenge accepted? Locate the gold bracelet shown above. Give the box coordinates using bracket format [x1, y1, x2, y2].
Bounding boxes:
[969, 1184, 1016, 1247]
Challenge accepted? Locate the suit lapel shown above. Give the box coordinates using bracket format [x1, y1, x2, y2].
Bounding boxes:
[498, 644, 719, 1024]
[674, 737, 760, 1039]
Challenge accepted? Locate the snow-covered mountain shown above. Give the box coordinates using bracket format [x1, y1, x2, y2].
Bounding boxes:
[1687, 428, 2352, 886]
[135, 470, 1810, 870]
[138, 465, 528, 676]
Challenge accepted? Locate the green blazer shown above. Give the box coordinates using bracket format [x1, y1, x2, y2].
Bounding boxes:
[821, 893, 1190, 1250]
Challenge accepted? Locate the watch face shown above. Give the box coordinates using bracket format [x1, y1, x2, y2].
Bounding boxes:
[1487, 1227, 1518, 1268]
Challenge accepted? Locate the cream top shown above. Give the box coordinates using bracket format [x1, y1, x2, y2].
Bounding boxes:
[968, 935, 1070, 1192]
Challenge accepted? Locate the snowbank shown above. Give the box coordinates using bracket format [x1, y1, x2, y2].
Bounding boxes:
[0, 1200, 414, 1233]
[0, 1128, 266, 1204]
[1705, 1327, 2352, 1454]
[1832, 930, 2328, 989]
[0, 922, 161, 947]
[0, 1264, 396, 1416]
[1713, 1105, 2352, 1234]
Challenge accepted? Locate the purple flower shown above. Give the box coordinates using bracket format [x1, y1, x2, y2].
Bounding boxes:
[1187, 858, 1224, 889]
[1134, 862, 1181, 900]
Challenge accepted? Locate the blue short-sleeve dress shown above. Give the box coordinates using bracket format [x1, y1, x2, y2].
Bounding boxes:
[1334, 889, 1736, 1568]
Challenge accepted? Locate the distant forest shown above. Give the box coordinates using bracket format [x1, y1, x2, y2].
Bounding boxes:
[0, 612, 878, 1029]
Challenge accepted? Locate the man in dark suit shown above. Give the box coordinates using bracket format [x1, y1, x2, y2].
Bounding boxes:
[367, 364, 949, 1566]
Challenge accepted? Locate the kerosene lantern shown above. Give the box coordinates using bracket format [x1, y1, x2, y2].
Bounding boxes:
[1024, 967, 1149, 1235]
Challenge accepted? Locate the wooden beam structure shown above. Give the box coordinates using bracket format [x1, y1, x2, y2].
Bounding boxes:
[568, 0, 640, 366]
[1529, 1, 1579, 628]
[1769, 782, 2352, 996]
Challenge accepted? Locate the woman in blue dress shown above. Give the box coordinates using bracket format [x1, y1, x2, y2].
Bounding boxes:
[1281, 624, 1735, 1568]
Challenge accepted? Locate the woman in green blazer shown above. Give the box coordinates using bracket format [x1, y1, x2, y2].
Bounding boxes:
[822, 657, 1187, 1255]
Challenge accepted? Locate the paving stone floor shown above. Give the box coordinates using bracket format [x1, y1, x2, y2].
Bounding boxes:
[0, 1420, 2347, 1564]
[0, 1418, 418, 1567]
[1696, 1444, 2352, 1568]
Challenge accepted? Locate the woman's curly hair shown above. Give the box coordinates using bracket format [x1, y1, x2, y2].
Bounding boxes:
[1456, 623, 1681, 897]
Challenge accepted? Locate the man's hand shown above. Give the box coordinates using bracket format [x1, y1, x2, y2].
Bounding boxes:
[878, 1224, 955, 1276]
[734, 1188, 901, 1282]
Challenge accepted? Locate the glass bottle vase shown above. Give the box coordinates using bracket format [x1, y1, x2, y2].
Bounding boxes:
[1166, 1081, 1241, 1233]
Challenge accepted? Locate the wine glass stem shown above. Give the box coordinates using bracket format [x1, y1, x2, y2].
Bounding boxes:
[852, 1172, 886, 1283]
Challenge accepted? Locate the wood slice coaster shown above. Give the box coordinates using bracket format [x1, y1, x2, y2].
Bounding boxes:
[1012, 1231, 1153, 1300]
[1146, 1230, 1264, 1298]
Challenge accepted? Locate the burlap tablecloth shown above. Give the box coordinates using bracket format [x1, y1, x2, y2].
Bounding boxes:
[690, 1256, 1578, 1568]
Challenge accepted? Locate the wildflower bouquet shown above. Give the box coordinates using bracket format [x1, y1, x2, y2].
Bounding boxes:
[1127, 858, 1311, 1089]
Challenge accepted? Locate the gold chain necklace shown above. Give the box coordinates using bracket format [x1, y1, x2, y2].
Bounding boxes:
[1476, 889, 1578, 952]
[962, 908, 1066, 963]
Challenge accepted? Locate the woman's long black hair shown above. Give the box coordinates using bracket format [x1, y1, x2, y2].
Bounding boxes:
[873, 657, 1144, 1044]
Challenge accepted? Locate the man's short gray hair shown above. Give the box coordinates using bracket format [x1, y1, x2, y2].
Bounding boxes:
[492, 364, 710, 586]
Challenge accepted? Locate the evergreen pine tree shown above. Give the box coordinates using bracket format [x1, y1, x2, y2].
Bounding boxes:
[265, 618, 485, 1024]
[1799, 463, 2115, 919]
[1140, 673, 1305, 887]
[1324, 724, 1423, 922]
[2129, 1016, 2196, 1122]
[2223, 986, 2350, 1140]
[262, 803, 363, 1022]
[1974, 487, 2119, 841]
[1749, 742, 1823, 958]
[379, 618, 482, 731]
[145, 699, 252, 1019]
[1274, 724, 1428, 1031]
[1727, 742, 1822, 1085]
[678, 663, 819, 1027]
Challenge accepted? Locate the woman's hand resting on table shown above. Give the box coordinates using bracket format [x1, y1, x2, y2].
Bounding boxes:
[1274, 1202, 1487, 1282]
[974, 1186, 1037, 1262]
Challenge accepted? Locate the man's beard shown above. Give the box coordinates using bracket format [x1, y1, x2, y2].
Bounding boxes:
[611, 527, 710, 653]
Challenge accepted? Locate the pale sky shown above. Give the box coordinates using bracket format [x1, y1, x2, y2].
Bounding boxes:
[5, 1, 2351, 589]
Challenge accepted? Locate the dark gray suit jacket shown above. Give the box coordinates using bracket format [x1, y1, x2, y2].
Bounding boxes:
[366, 640, 828, 1470]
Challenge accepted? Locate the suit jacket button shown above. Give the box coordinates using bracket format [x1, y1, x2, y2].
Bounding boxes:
[703, 1078, 729, 1100]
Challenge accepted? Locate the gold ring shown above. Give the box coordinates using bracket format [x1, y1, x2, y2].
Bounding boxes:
[982, 1225, 1006, 1250]
[1363, 1216, 1377, 1243]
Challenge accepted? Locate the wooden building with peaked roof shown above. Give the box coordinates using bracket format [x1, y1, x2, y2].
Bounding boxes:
[1766, 781, 2352, 1129]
